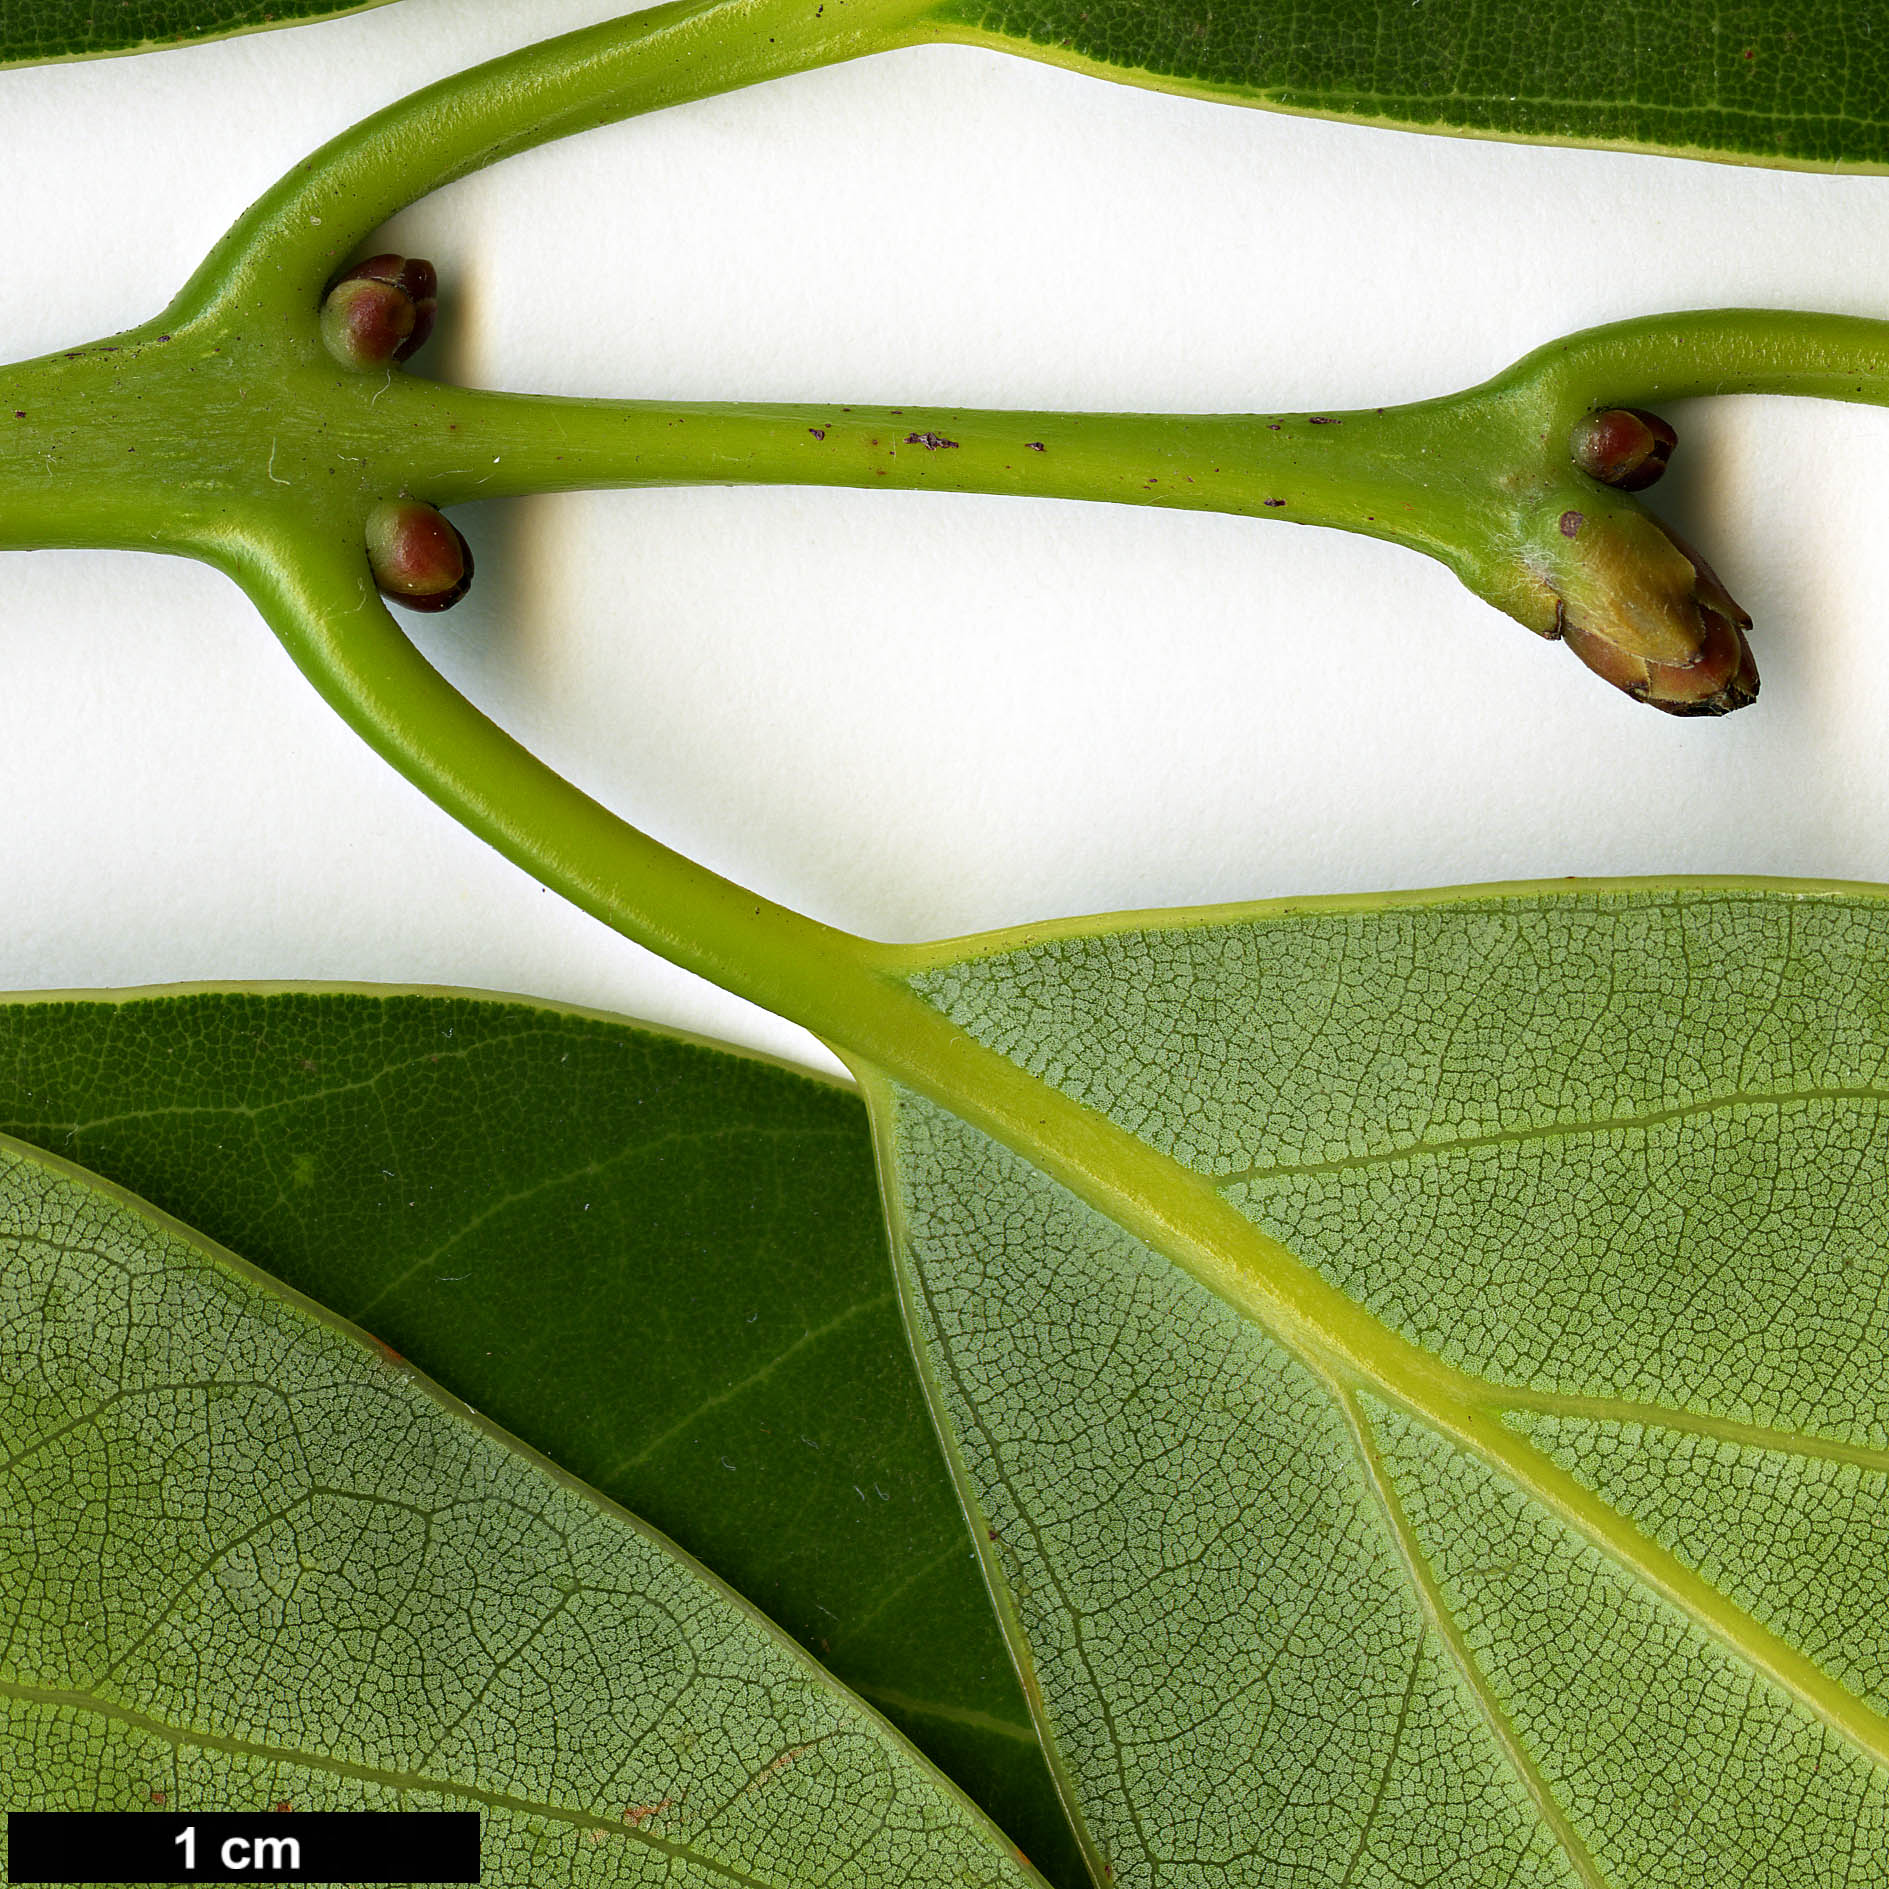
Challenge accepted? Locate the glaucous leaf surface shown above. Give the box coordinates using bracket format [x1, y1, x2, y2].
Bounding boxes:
[935, 1, 1889, 169]
[0, 0, 389, 67]
[0, 989, 1083, 1888]
[873, 882, 1889, 1887]
[0, 1133, 1043, 1882]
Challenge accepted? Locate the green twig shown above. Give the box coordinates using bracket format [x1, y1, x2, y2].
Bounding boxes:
[6, 3, 1889, 1058]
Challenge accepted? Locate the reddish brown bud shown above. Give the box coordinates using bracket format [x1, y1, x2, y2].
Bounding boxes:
[320, 254, 439, 369]
[366, 499, 472, 612]
[1570, 407, 1678, 491]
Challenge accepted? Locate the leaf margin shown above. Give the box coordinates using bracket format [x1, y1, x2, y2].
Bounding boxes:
[0, 0, 397, 73]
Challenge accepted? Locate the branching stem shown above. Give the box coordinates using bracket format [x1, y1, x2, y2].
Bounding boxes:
[12, 22, 1889, 1872]
[6, 1, 1889, 1069]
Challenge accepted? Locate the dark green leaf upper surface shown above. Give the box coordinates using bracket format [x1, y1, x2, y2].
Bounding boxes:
[0, 0, 389, 68]
[930, 0, 1889, 169]
[0, 988, 1084, 1888]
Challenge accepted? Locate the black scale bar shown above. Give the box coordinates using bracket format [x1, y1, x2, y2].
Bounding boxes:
[6, 1812, 479, 1884]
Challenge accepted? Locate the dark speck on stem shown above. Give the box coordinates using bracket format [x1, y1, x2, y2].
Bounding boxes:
[1025, 441, 1045, 451]
[1559, 509, 1585, 538]
[1263, 498, 1286, 507]
[1308, 415, 1339, 424]
[808, 427, 826, 440]
[906, 431, 958, 450]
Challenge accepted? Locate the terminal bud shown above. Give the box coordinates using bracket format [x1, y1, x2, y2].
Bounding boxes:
[366, 499, 472, 612]
[1556, 516, 1756, 716]
[320, 254, 439, 369]
[1570, 407, 1677, 491]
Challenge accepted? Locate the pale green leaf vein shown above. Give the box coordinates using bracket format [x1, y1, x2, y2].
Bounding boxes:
[350, 1123, 849, 1319]
[1212, 1082, 1889, 1187]
[604, 1291, 897, 1476]
[1488, 1390, 1889, 1476]
[853, 1686, 1039, 1746]
[1340, 1395, 1612, 1889]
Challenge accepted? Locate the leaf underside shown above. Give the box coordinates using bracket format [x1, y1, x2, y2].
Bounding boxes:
[0, 1134, 1038, 1883]
[0, 987, 1085, 1887]
[0, 0, 390, 68]
[874, 884, 1889, 1887]
[934, 0, 1889, 169]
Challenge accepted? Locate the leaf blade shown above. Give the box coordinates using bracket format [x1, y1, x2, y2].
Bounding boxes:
[877, 882, 1889, 1885]
[0, 986, 1087, 1888]
[0, 1131, 1043, 1882]
[924, 0, 1889, 171]
[0, 1, 394, 70]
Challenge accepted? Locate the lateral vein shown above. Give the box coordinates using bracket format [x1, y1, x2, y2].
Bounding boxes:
[1212, 1082, 1889, 1187]
[1340, 1393, 1614, 1889]
[1487, 1389, 1889, 1475]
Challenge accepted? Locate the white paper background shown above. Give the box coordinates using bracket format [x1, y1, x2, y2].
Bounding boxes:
[5, 0, 1889, 1078]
